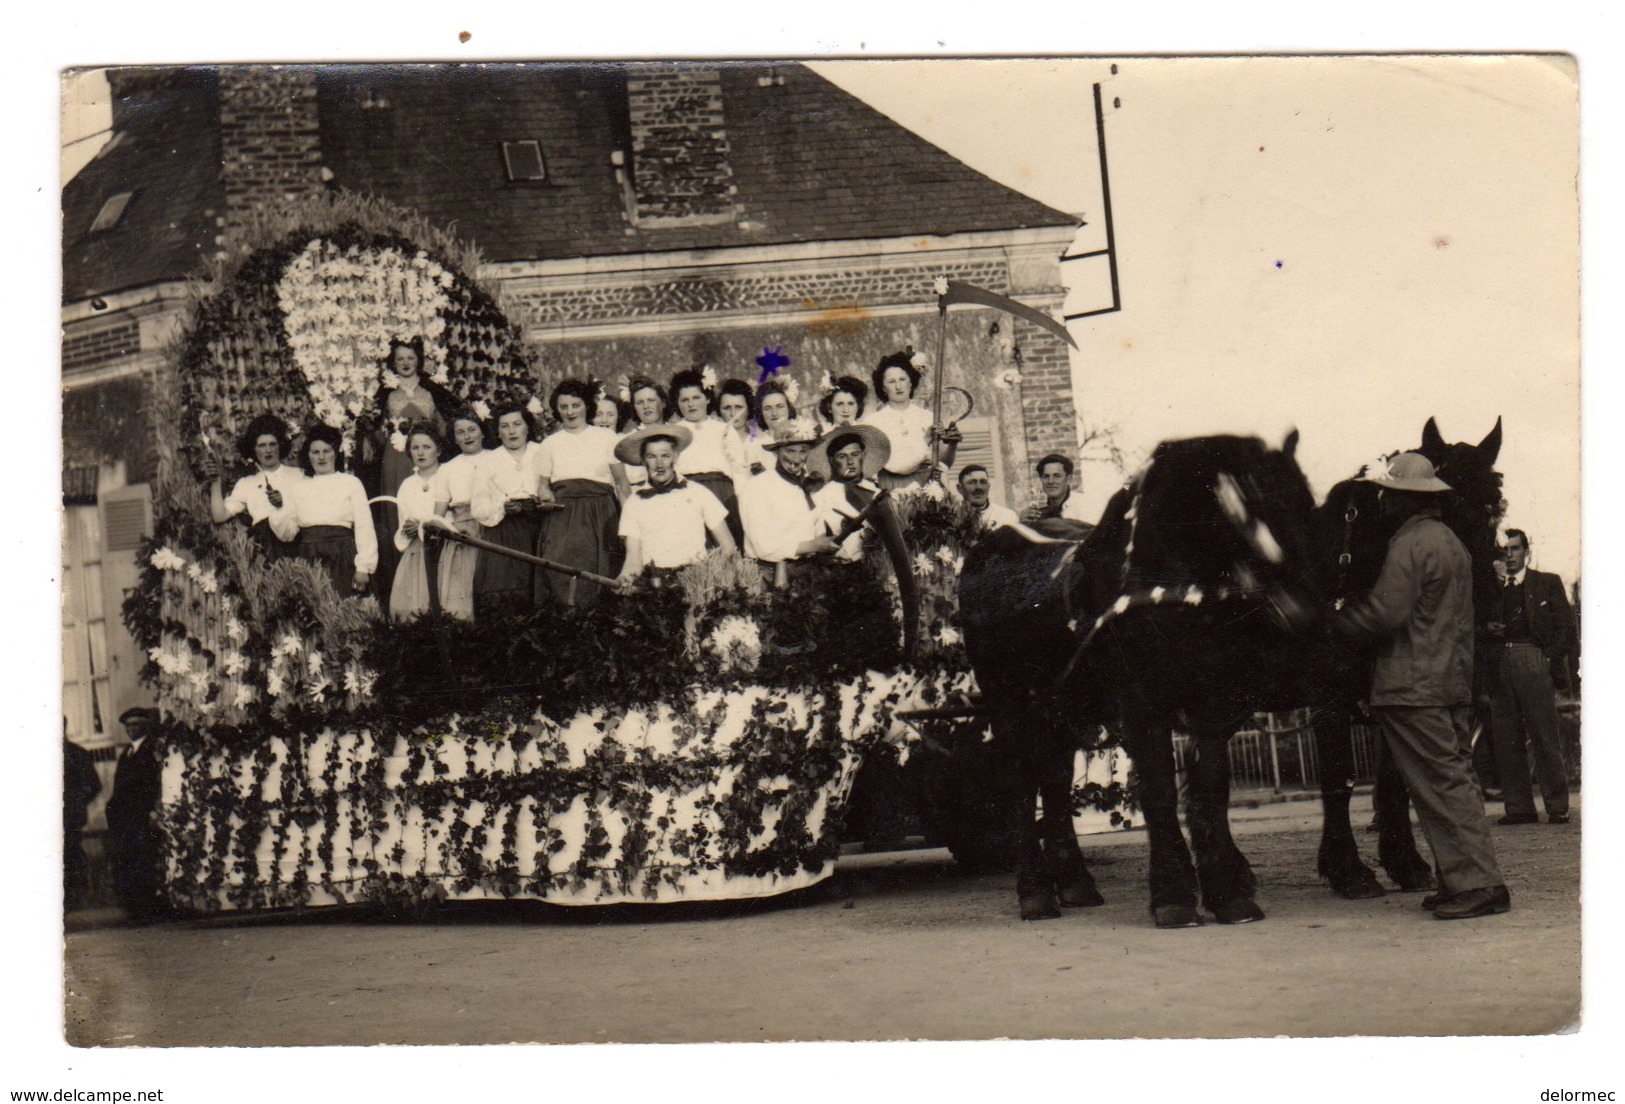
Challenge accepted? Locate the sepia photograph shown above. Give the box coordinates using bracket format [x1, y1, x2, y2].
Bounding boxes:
[26, 7, 1618, 1099]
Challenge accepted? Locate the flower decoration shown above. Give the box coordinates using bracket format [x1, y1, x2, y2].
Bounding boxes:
[704, 615, 762, 674]
[618, 380, 632, 403]
[909, 350, 929, 370]
[996, 367, 1024, 390]
[1361, 455, 1394, 483]
[150, 546, 187, 572]
[817, 370, 835, 395]
[782, 377, 801, 406]
[526, 396, 544, 417]
[278, 633, 303, 657]
[700, 365, 718, 390]
[276, 241, 454, 435]
[935, 625, 963, 647]
[390, 428, 409, 453]
[933, 276, 950, 297]
[471, 399, 492, 421]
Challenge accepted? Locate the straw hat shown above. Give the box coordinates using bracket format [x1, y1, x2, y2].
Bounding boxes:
[1361, 452, 1452, 493]
[761, 419, 823, 450]
[806, 424, 892, 481]
[614, 423, 693, 466]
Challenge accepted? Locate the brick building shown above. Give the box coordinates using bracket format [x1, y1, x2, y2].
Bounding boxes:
[61, 62, 1082, 741]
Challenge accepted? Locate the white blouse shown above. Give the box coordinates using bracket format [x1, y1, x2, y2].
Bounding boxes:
[674, 417, 746, 478]
[471, 442, 543, 528]
[862, 403, 934, 474]
[223, 464, 307, 524]
[270, 472, 379, 573]
[536, 425, 618, 485]
[393, 467, 451, 553]
[439, 450, 490, 510]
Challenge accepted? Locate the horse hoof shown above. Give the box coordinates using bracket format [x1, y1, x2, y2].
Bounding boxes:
[1329, 868, 1386, 900]
[1390, 868, 1436, 893]
[1152, 904, 1202, 929]
[1212, 898, 1266, 925]
[1020, 893, 1062, 921]
[1057, 880, 1105, 908]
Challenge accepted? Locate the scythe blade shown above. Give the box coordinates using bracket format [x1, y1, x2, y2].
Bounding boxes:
[939, 280, 1079, 350]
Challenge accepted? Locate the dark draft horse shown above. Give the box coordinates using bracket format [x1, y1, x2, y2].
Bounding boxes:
[960, 433, 1322, 926]
[1309, 417, 1505, 899]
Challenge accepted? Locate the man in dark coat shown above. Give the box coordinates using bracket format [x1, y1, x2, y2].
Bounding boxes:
[1487, 528, 1577, 825]
[105, 707, 166, 923]
[1333, 453, 1508, 920]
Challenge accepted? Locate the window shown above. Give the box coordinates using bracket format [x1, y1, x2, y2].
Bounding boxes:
[90, 191, 134, 233]
[501, 140, 548, 183]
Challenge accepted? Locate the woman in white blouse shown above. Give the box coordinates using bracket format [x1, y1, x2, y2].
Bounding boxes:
[668, 368, 747, 547]
[203, 413, 305, 559]
[747, 379, 797, 479]
[471, 400, 545, 613]
[535, 379, 627, 608]
[388, 422, 451, 621]
[816, 375, 869, 430]
[434, 409, 491, 620]
[861, 351, 960, 490]
[270, 424, 378, 598]
[717, 378, 758, 484]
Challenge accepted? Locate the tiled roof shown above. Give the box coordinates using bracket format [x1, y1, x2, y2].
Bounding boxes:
[63, 63, 1077, 302]
[62, 68, 224, 302]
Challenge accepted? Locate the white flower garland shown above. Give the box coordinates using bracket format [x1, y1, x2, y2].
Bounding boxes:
[276, 240, 455, 443]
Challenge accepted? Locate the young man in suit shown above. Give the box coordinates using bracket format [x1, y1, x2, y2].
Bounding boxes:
[106, 707, 166, 923]
[1487, 528, 1578, 825]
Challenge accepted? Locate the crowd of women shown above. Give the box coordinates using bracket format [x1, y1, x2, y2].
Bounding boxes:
[203, 341, 967, 619]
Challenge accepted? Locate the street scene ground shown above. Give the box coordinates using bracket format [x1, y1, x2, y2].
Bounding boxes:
[64, 793, 1580, 1046]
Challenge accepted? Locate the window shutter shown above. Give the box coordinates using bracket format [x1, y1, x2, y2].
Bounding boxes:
[943, 416, 1008, 506]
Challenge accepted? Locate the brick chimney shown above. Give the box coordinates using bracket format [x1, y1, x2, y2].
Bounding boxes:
[625, 64, 739, 228]
[217, 66, 324, 243]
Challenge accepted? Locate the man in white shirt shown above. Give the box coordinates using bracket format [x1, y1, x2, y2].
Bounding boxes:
[613, 425, 736, 590]
[957, 464, 1020, 530]
[1022, 453, 1092, 524]
[738, 420, 838, 568]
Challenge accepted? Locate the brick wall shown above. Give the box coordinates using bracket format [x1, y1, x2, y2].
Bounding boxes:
[218, 67, 323, 241]
[62, 319, 142, 373]
[626, 65, 738, 227]
[1010, 316, 1078, 498]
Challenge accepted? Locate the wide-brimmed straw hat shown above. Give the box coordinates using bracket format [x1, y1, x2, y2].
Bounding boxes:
[614, 423, 693, 466]
[1361, 452, 1452, 493]
[761, 419, 823, 451]
[806, 424, 892, 480]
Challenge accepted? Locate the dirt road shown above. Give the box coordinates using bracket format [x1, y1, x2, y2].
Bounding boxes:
[64, 795, 1580, 1045]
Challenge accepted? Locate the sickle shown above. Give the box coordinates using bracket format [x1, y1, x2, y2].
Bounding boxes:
[938, 280, 1079, 350]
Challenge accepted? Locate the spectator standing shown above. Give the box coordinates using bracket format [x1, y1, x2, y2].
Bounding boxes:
[1022, 453, 1091, 523]
[105, 707, 166, 924]
[1487, 528, 1577, 825]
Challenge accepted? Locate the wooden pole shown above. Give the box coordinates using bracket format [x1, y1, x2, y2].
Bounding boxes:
[930, 300, 948, 478]
[425, 523, 620, 590]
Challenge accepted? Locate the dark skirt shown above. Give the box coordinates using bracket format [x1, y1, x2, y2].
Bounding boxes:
[473, 509, 543, 616]
[294, 524, 359, 596]
[687, 470, 743, 548]
[536, 479, 618, 608]
[248, 518, 295, 561]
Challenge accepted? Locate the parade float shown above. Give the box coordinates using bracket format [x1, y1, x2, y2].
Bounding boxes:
[124, 194, 1131, 914]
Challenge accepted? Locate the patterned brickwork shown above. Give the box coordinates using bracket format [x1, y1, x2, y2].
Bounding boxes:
[218, 67, 324, 240]
[506, 259, 1009, 328]
[626, 65, 738, 226]
[62, 319, 142, 372]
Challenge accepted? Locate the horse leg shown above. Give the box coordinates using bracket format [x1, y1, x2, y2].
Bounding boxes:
[1184, 722, 1263, 924]
[998, 718, 1060, 921]
[1121, 706, 1200, 928]
[1313, 706, 1385, 899]
[1036, 732, 1102, 908]
[1373, 743, 1434, 891]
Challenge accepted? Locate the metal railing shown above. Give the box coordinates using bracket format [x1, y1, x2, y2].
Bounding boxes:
[1172, 711, 1383, 794]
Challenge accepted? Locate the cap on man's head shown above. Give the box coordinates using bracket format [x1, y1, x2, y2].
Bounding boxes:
[1361, 452, 1452, 493]
[1035, 453, 1074, 476]
[119, 707, 158, 726]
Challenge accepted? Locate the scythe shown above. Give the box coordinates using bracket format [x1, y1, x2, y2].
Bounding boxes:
[930, 280, 1079, 472]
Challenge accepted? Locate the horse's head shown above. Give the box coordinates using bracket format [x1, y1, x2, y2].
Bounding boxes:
[1128, 430, 1321, 633]
[1417, 416, 1507, 616]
